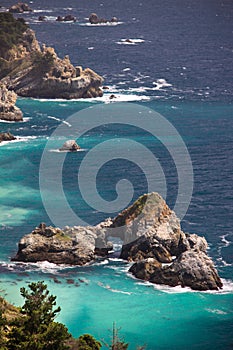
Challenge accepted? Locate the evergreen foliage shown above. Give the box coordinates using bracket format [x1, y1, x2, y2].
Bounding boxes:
[70, 334, 102, 350]
[0, 13, 28, 58]
[7, 281, 70, 350]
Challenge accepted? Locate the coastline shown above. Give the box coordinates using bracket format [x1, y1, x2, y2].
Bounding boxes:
[0, 1, 233, 349]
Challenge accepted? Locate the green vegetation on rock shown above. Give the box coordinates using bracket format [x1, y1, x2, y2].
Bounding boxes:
[0, 13, 28, 59]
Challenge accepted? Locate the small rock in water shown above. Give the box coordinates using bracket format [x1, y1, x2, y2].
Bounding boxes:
[109, 94, 116, 99]
[89, 13, 118, 24]
[0, 132, 16, 143]
[59, 140, 80, 152]
[38, 15, 47, 21]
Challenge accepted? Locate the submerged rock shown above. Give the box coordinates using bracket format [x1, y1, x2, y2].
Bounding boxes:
[12, 193, 223, 291]
[56, 15, 76, 22]
[38, 15, 47, 21]
[0, 84, 23, 121]
[59, 140, 80, 152]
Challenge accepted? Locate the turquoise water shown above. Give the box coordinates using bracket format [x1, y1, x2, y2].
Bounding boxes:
[0, 98, 233, 349]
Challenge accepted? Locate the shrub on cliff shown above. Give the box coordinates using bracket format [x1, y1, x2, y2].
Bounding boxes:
[33, 51, 55, 73]
[0, 13, 28, 59]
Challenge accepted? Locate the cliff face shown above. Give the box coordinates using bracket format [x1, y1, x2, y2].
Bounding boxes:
[12, 193, 223, 291]
[0, 83, 23, 121]
[0, 14, 104, 99]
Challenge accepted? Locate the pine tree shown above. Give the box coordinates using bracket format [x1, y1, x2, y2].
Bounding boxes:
[74, 334, 102, 350]
[104, 323, 128, 350]
[7, 281, 70, 350]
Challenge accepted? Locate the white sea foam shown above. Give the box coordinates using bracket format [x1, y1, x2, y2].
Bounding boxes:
[83, 93, 150, 103]
[92, 259, 109, 266]
[116, 38, 145, 45]
[108, 258, 125, 262]
[0, 260, 75, 274]
[220, 234, 231, 247]
[48, 116, 72, 127]
[206, 308, 228, 315]
[34, 9, 53, 13]
[33, 92, 150, 103]
[130, 275, 233, 294]
[49, 148, 86, 153]
[80, 22, 123, 27]
[97, 282, 132, 295]
[152, 78, 172, 89]
[0, 117, 31, 123]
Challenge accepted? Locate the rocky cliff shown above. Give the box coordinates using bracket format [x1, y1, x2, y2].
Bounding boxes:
[0, 13, 103, 99]
[12, 222, 112, 265]
[0, 83, 23, 121]
[13, 193, 223, 291]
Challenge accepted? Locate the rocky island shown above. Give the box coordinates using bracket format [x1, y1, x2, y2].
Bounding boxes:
[0, 12, 104, 100]
[12, 192, 223, 291]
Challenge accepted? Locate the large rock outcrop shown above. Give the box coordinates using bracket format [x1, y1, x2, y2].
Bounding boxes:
[0, 14, 103, 99]
[12, 223, 112, 265]
[110, 193, 222, 291]
[12, 193, 223, 291]
[0, 84, 23, 121]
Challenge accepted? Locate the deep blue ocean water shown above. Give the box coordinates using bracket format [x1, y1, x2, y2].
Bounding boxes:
[0, 0, 233, 349]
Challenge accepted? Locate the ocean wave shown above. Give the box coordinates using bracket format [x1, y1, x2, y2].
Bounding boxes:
[0, 117, 31, 123]
[131, 276, 233, 294]
[97, 281, 132, 295]
[92, 259, 109, 266]
[80, 21, 123, 27]
[82, 93, 150, 103]
[34, 9, 54, 13]
[151, 79, 172, 89]
[205, 308, 228, 315]
[116, 38, 145, 45]
[49, 148, 86, 153]
[0, 260, 76, 274]
[220, 234, 231, 247]
[48, 116, 72, 127]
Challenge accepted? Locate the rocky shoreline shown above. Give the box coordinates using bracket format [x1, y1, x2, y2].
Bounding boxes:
[0, 84, 23, 121]
[0, 12, 104, 121]
[12, 192, 223, 291]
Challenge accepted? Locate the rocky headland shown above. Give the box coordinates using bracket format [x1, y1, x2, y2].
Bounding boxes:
[0, 13, 104, 99]
[12, 192, 223, 291]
